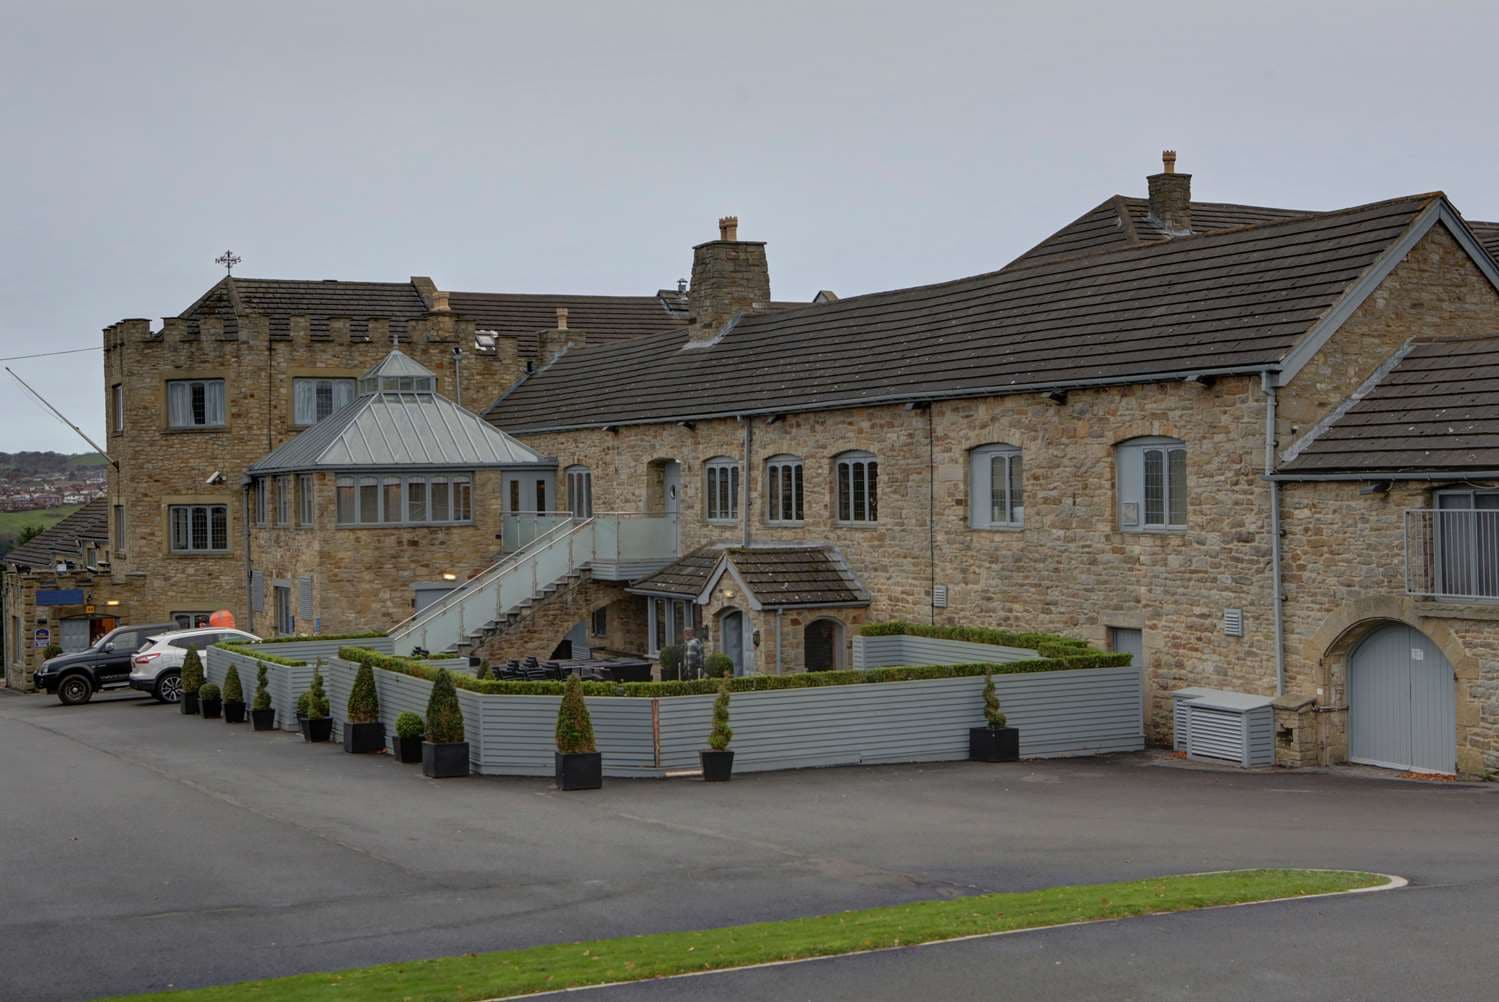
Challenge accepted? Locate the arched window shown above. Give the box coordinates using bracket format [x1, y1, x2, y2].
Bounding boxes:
[1116, 437, 1187, 531]
[705, 456, 740, 522]
[765, 454, 804, 523]
[565, 465, 593, 518]
[834, 451, 878, 524]
[970, 444, 1023, 528]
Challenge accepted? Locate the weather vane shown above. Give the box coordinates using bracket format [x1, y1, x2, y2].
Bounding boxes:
[215, 249, 242, 276]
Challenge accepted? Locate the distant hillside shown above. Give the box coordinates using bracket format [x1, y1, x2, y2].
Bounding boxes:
[0, 504, 82, 559]
[0, 451, 106, 474]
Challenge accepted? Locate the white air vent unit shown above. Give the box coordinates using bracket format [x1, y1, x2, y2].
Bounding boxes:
[1223, 607, 1244, 637]
[932, 584, 948, 609]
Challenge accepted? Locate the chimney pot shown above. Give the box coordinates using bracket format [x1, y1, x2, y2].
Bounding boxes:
[1147, 150, 1191, 235]
[718, 215, 739, 241]
[1162, 149, 1177, 174]
[430, 290, 450, 313]
[555, 306, 569, 330]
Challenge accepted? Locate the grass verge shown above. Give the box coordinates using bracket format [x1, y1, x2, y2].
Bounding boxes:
[106, 869, 1386, 1002]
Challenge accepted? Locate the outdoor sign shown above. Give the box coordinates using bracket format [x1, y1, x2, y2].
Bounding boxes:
[33, 628, 50, 649]
[36, 588, 85, 607]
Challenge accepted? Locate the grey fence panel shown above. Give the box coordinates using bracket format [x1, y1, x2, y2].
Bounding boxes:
[469, 694, 656, 777]
[852, 634, 1038, 668]
[205, 647, 314, 731]
[246, 637, 395, 663]
[657, 695, 719, 771]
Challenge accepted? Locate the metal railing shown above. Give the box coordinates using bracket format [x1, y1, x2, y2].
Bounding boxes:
[500, 511, 579, 553]
[1406, 508, 1499, 601]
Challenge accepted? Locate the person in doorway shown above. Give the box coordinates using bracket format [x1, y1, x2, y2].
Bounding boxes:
[684, 628, 704, 681]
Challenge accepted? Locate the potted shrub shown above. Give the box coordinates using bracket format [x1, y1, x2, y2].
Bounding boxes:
[295, 689, 311, 726]
[300, 661, 333, 743]
[198, 682, 223, 719]
[658, 643, 684, 681]
[554, 673, 602, 791]
[180, 648, 204, 715]
[343, 661, 385, 753]
[700, 673, 735, 781]
[969, 668, 1019, 762]
[704, 652, 735, 678]
[422, 669, 469, 778]
[250, 664, 275, 731]
[393, 711, 424, 764]
[222, 665, 246, 724]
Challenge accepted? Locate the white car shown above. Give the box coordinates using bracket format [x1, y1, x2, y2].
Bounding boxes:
[128, 627, 261, 703]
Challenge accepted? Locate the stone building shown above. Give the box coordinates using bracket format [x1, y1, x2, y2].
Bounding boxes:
[2, 500, 112, 689]
[476, 157, 1499, 776]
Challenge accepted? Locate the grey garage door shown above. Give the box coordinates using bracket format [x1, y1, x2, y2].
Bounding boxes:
[1349, 623, 1455, 774]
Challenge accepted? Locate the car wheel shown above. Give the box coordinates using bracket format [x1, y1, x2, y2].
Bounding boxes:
[155, 672, 182, 704]
[58, 674, 94, 706]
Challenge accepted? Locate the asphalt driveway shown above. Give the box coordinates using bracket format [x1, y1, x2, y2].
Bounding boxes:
[1, 688, 1495, 1001]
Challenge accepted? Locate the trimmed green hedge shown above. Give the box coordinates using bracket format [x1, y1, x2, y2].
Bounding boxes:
[858, 620, 1093, 655]
[213, 642, 308, 667]
[254, 631, 388, 645]
[337, 646, 1132, 699]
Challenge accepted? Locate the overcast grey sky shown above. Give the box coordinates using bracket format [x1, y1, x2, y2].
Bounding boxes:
[3, 0, 1497, 452]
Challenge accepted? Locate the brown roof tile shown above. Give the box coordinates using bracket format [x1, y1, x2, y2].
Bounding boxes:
[629, 545, 867, 607]
[4, 498, 109, 570]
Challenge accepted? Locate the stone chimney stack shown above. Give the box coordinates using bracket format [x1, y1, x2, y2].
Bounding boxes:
[538, 305, 586, 365]
[555, 305, 569, 330]
[686, 215, 770, 345]
[1146, 149, 1192, 235]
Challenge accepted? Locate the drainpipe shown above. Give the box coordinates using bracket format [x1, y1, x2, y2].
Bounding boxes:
[451, 345, 463, 408]
[741, 416, 753, 547]
[928, 404, 936, 626]
[1264, 372, 1285, 697]
[774, 607, 783, 675]
[242, 481, 255, 634]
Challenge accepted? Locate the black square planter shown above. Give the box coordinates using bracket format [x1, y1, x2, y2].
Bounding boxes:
[250, 708, 277, 731]
[223, 701, 246, 724]
[201, 698, 222, 720]
[555, 751, 603, 791]
[392, 735, 423, 764]
[700, 749, 735, 782]
[343, 721, 386, 754]
[422, 741, 470, 778]
[301, 717, 333, 743]
[969, 726, 1020, 762]
[180, 692, 200, 715]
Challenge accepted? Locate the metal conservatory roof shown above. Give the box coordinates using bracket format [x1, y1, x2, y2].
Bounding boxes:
[249, 351, 546, 474]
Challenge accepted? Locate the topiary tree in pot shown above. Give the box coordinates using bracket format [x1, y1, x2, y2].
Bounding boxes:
[179, 648, 205, 715]
[554, 673, 601, 790]
[342, 660, 385, 754]
[222, 665, 247, 724]
[250, 664, 276, 731]
[700, 673, 735, 781]
[969, 667, 1019, 762]
[198, 682, 223, 719]
[658, 644, 685, 682]
[422, 669, 469, 778]
[393, 711, 424, 764]
[301, 660, 333, 743]
[295, 689, 311, 724]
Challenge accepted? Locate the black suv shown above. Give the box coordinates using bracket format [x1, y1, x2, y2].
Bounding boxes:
[33, 623, 176, 705]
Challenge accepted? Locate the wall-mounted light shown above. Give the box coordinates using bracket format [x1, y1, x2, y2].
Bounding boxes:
[105, 599, 121, 607]
[441, 572, 458, 581]
[722, 589, 735, 600]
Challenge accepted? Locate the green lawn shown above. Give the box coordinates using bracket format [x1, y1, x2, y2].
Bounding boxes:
[105, 869, 1387, 1002]
[0, 504, 80, 545]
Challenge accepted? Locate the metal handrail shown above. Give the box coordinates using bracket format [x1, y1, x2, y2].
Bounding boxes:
[1405, 507, 1499, 601]
[390, 516, 588, 637]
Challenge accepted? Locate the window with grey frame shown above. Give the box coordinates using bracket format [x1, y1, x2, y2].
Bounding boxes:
[169, 504, 228, 553]
[1116, 438, 1186, 531]
[292, 377, 356, 426]
[835, 451, 878, 523]
[297, 474, 314, 526]
[166, 379, 225, 428]
[274, 475, 292, 526]
[113, 504, 126, 554]
[335, 473, 474, 526]
[705, 458, 740, 522]
[969, 444, 1023, 528]
[112, 383, 124, 433]
[648, 597, 695, 656]
[1434, 490, 1499, 599]
[254, 477, 268, 526]
[566, 465, 593, 518]
[273, 584, 293, 635]
[766, 455, 804, 523]
[591, 605, 607, 637]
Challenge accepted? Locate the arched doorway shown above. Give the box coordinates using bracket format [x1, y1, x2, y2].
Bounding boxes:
[804, 618, 844, 671]
[1349, 622, 1455, 774]
[718, 608, 746, 675]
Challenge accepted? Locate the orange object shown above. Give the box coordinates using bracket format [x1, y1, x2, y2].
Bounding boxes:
[208, 609, 235, 628]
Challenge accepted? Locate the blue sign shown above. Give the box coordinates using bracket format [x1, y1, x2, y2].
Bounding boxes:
[36, 589, 85, 607]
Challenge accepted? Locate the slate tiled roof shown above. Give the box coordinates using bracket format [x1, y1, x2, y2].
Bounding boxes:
[724, 546, 868, 607]
[249, 352, 542, 473]
[1280, 337, 1499, 474]
[486, 194, 1441, 433]
[4, 498, 109, 570]
[630, 545, 868, 607]
[178, 279, 689, 354]
[1471, 220, 1499, 263]
[629, 546, 721, 598]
